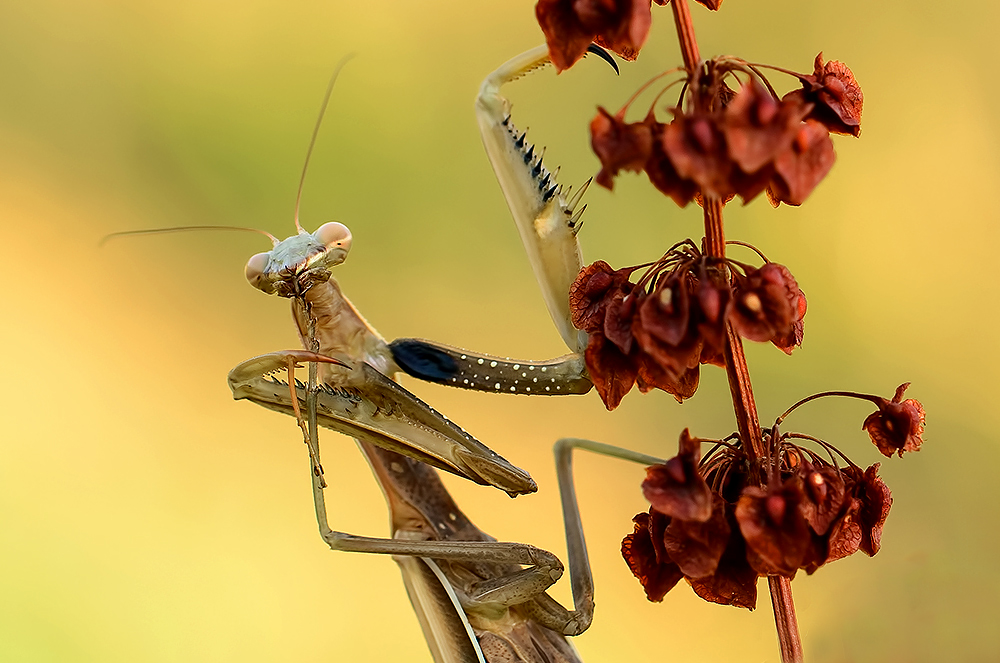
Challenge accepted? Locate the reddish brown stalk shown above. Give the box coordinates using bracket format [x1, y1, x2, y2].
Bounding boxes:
[670, 0, 700, 71]
[672, 2, 803, 660]
[769, 577, 804, 662]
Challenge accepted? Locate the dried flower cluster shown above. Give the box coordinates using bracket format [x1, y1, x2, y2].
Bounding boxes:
[533, 0, 921, 650]
[569, 242, 805, 409]
[537, 1, 862, 208]
[591, 56, 862, 206]
[622, 389, 922, 608]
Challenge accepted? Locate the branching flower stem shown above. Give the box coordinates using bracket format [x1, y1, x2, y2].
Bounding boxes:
[670, 1, 803, 660]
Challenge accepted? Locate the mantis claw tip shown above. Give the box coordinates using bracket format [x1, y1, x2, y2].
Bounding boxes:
[586, 44, 619, 75]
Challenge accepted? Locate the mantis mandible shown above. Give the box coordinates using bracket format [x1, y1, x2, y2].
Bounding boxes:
[226, 46, 666, 663]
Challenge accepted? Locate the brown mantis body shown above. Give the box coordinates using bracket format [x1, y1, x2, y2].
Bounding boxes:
[224, 45, 665, 662]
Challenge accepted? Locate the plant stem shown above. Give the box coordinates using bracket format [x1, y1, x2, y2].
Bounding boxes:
[670, 0, 700, 70]
[670, 2, 803, 660]
[769, 577, 804, 663]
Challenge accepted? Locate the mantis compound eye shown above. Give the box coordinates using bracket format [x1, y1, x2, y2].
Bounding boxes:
[315, 221, 352, 254]
[245, 251, 271, 289]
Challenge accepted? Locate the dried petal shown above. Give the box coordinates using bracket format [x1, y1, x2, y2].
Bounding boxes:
[724, 82, 811, 174]
[798, 462, 847, 535]
[826, 497, 863, 563]
[636, 352, 700, 402]
[786, 53, 863, 136]
[536, 0, 653, 72]
[663, 494, 731, 578]
[799, 531, 831, 575]
[644, 119, 698, 206]
[584, 330, 637, 410]
[862, 383, 925, 457]
[662, 112, 734, 199]
[603, 288, 639, 354]
[769, 120, 836, 206]
[622, 511, 684, 601]
[591, 107, 654, 189]
[736, 479, 812, 577]
[771, 285, 807, 354]
[730, 262, 802, 344]
[688, 526, 758, 610]
[641, 275, 689, 346]
[694, 261, 732, 357]
[569, 261, 637, 333]
[633, 274, 704, 377]
[857, 463, 892, 556]
[642, 429, 713, 521]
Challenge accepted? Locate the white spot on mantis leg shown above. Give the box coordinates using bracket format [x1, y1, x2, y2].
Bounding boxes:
[461, 355, 467, 360]
[490, 361, 498, 367]
[510, 386, 516, 392]
[448, 513, 457, 521]
[478, 358, 485, 365]
[513, 364, 520, 370]
[495, 383, 501, 389]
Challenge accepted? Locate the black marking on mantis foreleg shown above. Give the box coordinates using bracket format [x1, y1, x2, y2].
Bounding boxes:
[389, 338, 592, 396]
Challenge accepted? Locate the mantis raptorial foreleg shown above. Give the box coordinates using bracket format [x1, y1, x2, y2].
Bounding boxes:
[388, 45, 618, 394]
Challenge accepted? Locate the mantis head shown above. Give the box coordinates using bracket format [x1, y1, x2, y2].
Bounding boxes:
[245, 222, 353, 298]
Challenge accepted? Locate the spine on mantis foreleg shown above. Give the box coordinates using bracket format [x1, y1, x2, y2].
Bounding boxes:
[389, 338, 592, 395]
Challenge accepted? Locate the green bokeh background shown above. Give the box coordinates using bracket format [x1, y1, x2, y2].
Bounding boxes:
[2, 1, 997, 661]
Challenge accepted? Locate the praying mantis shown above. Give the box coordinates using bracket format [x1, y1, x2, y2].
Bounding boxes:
[223, 45, 668, 662]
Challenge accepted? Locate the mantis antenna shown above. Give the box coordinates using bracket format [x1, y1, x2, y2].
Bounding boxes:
[293, 54, 356, 233]
[102, 58, 355, 247]
[99, 225, 279, 247]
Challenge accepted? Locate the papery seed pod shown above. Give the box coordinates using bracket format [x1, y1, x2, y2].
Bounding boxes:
[863, 383, 925, 457]
[536, 0, 653, 71]
[592, 107, 654, 189]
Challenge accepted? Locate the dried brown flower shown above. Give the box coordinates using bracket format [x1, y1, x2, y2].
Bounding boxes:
[622, 510, 684, 601]
[771, 285, 807, 354]
[857, 464, 892, 556]
[663, 494, 731, 577]
[583, 330, 638, 410]
[536, 0, 653, 72]
[799, 461, 847, 535]
[730, 262, 803, 344]
[569, 260, 637, 333]
[662, 111, 734, 199]
[863, 383, 926, 457]
[644, 119, 698, 206]
[642, 429, 713, 521]
[768, 120, 836, 206]
[591, 107, 653, 189]
[724, 82, 811, 174]
[736, 478, 812, 577]
[687, 526, 758, 609]
[785, 53, 864, 137]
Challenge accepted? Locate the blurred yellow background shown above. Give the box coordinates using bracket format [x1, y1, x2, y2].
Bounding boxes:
[1, 0, 996, 661]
